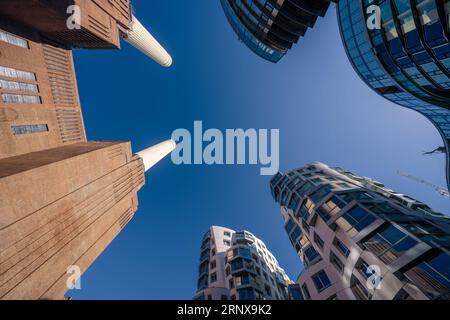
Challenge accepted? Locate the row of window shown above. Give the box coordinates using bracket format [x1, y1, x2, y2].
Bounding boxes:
[2, 93, 41, 104]
[11, 124, 48, 135]
[0, 79, 38, 92]
[0, 29, 28, 48]
[0, 66, 35, 81]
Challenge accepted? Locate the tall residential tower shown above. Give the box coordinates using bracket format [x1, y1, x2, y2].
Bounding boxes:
[0, 1, 174, 299]
[270, 162, 450, 300]
[193, 226, 292, 300]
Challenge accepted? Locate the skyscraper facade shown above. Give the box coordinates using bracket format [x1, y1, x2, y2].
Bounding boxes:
[220, 0, 330, 62]
[270, 162, 450, 300]
[0, 1, 174, 299]
[193, 226, 292, 300]
[336, 0, 450, 191]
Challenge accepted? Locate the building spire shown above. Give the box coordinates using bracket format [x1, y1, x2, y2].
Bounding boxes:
[123, 15, 173, 67]
[137, 139, 176, 172]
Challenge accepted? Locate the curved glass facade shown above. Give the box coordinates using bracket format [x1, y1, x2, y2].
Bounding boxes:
[220, 0, 330, 62]
[337, 0, 450, 191]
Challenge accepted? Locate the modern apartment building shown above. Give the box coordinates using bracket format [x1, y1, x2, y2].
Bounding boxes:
[193, 226, 292, 300]
[336, 0, 450, 191]
[220, 0, 330, 62]
[270, 162, 450, 300]
[0, 1, 174, 299]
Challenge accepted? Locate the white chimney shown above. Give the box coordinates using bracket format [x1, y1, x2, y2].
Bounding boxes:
[137, 139, 176, 172]
[124, 15, 173, 67]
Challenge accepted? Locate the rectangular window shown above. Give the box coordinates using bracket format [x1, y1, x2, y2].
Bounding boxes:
[330, 251, 345, 273]
[0, 66, 35, 80]
[334, 239, 351, 257]
[2, 93, 40, 104]
[362, 225, 418, 264]
[0, 79, 38, 92]
[404, 252, 450, 300]
[223, 239, 231, 246]
[304, 246, 321, 265]
[314, 233, 325, 249]
[301, 284, 311, 300]
[210, 272, 217, 283]
[0, 29, 28, 48]
[11, 124, 48, 135]
[312, 270, 332, 292]
[335, 206, 377, 237]
[224, 231, 231, 237]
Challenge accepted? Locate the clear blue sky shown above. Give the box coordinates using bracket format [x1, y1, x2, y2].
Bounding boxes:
[69, 1, 449, 299]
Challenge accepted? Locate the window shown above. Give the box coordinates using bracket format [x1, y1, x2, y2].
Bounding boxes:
[314, 233, 324, 249]
[304, 246, 321, 265]
[223, 239, 231, 246]
[330, 251, 345, 273]
[363, 225, 418, 264]
[298, 199, 313, 221]
[288, 225, 302, 246]
[287, 193, 301, 212]
[321, 196, 347, 217]
[11, 124, 48, 135]
[0, 29, 28, 48]
[210, 272, 217, 283]
[310, 186, 332, 204]
[351, 276, 371, 300]
[2, 93, 40, 104]
[334, 239, 350, 257]
[229, 279, 234, 289]
[339, 191, 373, 202]
[0, 79, 38, 92]
[0, 66, 35, 80]
[336, 206, 377, 237]
[238, 288, 255, 300]
[224, 231, 231, 237]
[312, 270, 332, 292]
[210, 260, 216, 270]
[284, 218, 296, 234]
[207, 295, 212, 300]
[404, 252, 450, 300]
[301, 284, 311, 300]
[211, 248, 216, 257]
[264, 285, 272, 297]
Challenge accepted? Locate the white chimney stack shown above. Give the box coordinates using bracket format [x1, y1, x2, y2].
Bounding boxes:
[137, 139, 176, 172]
[123, 15, 173, 67]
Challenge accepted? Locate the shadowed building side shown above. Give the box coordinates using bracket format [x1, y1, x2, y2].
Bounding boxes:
[0, 139, 175, 300]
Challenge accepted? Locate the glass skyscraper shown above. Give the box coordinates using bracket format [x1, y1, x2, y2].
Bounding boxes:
[337, 0, 450, 191]
[220, 0, 330, 62]
[270, 162, 450, 300]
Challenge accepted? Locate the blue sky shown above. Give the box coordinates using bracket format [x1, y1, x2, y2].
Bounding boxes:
[69, 1, 449, 299]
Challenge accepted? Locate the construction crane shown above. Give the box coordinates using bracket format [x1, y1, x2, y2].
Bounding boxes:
[398, 171, 449, 197]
